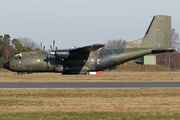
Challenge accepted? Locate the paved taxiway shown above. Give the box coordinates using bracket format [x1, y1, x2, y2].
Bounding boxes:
[0, 82, 180, 89]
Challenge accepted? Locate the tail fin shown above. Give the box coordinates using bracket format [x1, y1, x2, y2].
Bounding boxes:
[126, 15, 172, 49]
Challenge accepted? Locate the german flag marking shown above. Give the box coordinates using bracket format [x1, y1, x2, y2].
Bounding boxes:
[156, 28, 159, 30]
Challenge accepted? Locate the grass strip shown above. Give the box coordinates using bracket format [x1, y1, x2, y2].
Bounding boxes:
[1, 89, 180, 119]
[0, 72, 180, 82]
[1, 111, 180, 120]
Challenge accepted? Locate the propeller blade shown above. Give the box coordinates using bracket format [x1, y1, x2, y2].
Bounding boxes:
[40, 42, 42, 50]
[50, 45, 52, 51]
[53, 40, 55, 51]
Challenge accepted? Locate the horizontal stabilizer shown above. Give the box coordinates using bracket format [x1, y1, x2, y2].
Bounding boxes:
[152, 49, 175, 53]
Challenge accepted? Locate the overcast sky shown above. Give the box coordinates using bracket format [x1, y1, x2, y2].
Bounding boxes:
[0, 0, 179, 49]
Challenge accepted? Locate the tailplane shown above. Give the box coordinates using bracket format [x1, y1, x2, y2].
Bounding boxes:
[126, 15, 172, 49]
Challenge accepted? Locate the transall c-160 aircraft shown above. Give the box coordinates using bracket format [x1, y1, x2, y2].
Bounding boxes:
[3, 15, 174, 75]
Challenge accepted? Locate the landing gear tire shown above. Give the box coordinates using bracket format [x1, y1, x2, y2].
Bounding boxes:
[17, 72, 23, 75]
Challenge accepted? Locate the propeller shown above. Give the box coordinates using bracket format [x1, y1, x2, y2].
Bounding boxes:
[40, 42, 46, 51]
[50, 40, 55, 52]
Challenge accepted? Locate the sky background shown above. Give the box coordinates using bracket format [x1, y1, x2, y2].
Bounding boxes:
[0, 0, 179, 49]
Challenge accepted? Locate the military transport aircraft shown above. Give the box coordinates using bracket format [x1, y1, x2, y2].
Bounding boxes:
[3, 15, 174, 75]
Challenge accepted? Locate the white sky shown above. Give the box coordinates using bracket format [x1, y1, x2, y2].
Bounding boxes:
[0, 0, 179, 49]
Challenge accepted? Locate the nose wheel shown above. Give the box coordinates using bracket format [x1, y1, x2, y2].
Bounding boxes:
[17, 72, 23, 75]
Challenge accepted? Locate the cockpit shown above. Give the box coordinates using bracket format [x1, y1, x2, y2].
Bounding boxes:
[13, 53, 22, 59]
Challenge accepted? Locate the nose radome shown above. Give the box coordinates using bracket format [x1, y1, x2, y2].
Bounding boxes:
[3, 61, 10, 70]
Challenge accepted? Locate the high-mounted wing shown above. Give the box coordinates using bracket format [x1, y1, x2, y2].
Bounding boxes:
[54, 44, 105, 58]
[69, 44, 105, 53]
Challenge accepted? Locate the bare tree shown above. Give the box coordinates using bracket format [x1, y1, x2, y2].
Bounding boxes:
[156, 29, 180, 70]
[2, 43, 14, 61]
[103, 39, 127, 49]
[17, 37, 40, 50]
[172, 29, 180, 51]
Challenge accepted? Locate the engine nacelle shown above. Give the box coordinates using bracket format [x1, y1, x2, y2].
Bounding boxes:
[55, 51, 70, 58]
[54, 65, 64, 72]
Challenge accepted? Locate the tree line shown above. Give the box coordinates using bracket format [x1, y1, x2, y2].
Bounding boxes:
[0, 34, 41, 67]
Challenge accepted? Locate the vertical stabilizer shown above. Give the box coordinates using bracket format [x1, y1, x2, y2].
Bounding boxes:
[126, 15, 171, 49]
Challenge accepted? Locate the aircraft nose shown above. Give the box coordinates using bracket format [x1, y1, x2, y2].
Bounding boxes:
[3, 61, 10, 69]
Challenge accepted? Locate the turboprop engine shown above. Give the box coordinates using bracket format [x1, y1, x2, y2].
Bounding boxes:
[55, 50, 70, 58]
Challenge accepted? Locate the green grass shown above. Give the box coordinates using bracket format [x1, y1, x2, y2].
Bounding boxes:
[1, 111, 180, 120]
[1, 89, 180, 119]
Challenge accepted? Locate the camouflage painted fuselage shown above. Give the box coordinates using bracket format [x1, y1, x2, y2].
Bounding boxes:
[7, 48, 153, 74]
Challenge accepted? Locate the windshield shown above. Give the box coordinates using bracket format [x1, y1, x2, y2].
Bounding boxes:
[13, 53, 22, 59]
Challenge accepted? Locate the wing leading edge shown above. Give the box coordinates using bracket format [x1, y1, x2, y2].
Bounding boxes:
[54, 44, 105, 58]
[69, 44, 105, 53]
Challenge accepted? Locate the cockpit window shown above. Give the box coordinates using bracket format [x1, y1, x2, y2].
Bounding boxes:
[13, 53, 22, 59]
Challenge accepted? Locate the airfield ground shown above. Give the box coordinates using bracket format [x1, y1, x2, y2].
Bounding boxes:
[0, 89, 180, 119]
[0, 71, 180, 119]
[0, 71, 180, 82]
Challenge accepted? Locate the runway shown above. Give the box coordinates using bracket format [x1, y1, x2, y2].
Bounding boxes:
[0, 82, 180, 89]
